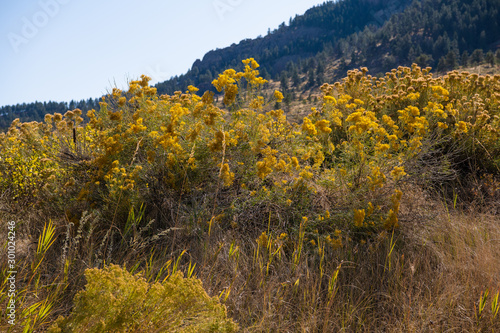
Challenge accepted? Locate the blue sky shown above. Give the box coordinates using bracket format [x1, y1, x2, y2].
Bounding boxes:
[0, 0, 328, 106]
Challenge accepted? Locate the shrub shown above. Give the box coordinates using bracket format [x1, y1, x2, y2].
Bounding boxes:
[1, 60, 499, 245]
[48, 264, 238, 333]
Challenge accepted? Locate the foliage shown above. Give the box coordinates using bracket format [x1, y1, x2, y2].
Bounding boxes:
[350, 0, 500, 73]
[156, 0, 409, 94]
[1, 59, 498, 230]
[47, 264, 237, 333]
[1, 59, 499, 331]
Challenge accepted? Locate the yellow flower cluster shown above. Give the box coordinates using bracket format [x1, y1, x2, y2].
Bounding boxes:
[390, 166, 407, 181]
[345, 109, 378, 135]
[315, 119, 332, 134]
[256, 147, 278, 179]
[103, 160, 142, 197]
[367, 165, 386, 190]
[431, 85, 450, 101]
[212, 69, 241, 105]
[353, 209, 365, 227]
[129, 118, 147, 134]
[220, 163, 235, 187]
[274, 90, 284, 103]
[384, 189, 403, 229]
[242, 58, 268, 88]
[455, 121, 468, 134]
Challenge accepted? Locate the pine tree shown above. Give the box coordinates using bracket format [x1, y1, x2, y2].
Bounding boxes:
[280, 73, 289, 91]
[461, 51, 470, 67]
[307, 68, 316, 87]
[437, 57, 447, 72]
[471, 49, 484, 65]
[445, 50, 458, 69]
[292, 70, 301, 87]
[485, 51, 496, 66]
[415, 54, 433, 68]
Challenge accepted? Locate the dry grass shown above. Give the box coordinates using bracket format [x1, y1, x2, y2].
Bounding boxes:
[1, 186, 499, 332]
[402, 210, 500, 331]
[157, 190, 500, 332]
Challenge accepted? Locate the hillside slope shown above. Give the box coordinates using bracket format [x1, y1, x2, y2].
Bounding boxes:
[155, 0, 412, 93]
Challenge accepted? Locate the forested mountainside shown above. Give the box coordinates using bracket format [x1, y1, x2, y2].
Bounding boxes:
[156, 0, 500, 95]
[1, 0, 500, 129]
[349, 0, 500, 71]
[155, 0, 414, 93]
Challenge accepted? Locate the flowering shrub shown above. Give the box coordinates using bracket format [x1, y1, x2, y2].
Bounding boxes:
[0, 59, 498, 242]
[48, 264, 238, 332]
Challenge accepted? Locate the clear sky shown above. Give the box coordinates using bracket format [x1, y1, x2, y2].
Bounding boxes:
[0, 0, 328, 106]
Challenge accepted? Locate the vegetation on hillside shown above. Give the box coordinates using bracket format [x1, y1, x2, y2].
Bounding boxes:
[1, 59, 499, 331]
[346, 0, 500, 72]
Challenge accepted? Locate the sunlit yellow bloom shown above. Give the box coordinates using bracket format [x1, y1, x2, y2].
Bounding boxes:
[437, 122, 448, 129]
[375, 143, 390, 153]
[315, 119, 332, 134]
[220, 163, 234, 186]
[299, 166, 314, 179]
[456, 121, 468, 133]
[324, 96, 337, 105]
[408, 106, 420, 116]
[390, 166, 407, 181]
[274, 90, 284, 102]
[431, 85, 450, 100]
[302, 117, 317, 135]
[406, 92, 420, 101]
